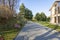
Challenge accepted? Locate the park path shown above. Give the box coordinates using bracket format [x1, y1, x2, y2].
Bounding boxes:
[15, 21, 60, 40]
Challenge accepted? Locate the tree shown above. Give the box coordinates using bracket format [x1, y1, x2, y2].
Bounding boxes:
[18, 3, 25, 21]
[19, 3, 33, 20]
[18, 3, 27, 26]
[0, 0, 20, 11]
[24, 8, 33, 20]
[8, 0, 19, 10]
[20, 3, 25, 14]
[35, 13, 40, 21]
[40, 12, 47, 21]
[0, 0, 21, 27]
[47, 17, 50, 22]
[35, 12, 47, 21]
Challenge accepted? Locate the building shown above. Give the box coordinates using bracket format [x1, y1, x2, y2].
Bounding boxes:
[49, 0, 60, 25]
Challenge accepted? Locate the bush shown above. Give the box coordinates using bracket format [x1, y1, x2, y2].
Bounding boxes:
[0, 5, 15, 24]
[17, 15, 27, 27]
[0, 5, 17, 31]
[0, 5, 26, 31]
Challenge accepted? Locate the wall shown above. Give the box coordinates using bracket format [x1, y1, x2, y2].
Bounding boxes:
[50, 6, 55, 24]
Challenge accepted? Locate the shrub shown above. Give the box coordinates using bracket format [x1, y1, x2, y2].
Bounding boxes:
[0, 5, 15, 24]
[17, 14, 27, 27]
[0, 5, 17, 31]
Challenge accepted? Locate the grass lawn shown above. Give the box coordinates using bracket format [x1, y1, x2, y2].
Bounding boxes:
[3, 29, 19, 40]
[34, 21, 60, 31]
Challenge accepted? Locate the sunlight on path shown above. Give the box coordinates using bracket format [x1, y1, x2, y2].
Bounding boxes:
[15, 21, 60, 40]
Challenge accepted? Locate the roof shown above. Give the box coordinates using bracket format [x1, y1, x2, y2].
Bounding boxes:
[49, 0, 60, 11]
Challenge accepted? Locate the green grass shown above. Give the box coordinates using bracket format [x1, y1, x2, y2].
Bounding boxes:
[0, 24, 23, 40]
[3, 29, 19, 40]
[35, 21, 60, 31]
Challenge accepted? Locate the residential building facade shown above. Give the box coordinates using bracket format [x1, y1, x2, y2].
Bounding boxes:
[50, 0, 60, 25]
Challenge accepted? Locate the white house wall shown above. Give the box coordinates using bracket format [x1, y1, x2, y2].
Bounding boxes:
[51, 6, 55, 15]
[50, 6, 55, 24]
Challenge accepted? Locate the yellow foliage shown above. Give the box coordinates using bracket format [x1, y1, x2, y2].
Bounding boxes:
[0, 5, 14, 19]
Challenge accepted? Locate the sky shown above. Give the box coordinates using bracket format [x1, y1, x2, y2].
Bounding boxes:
[18, 0, 55, 17]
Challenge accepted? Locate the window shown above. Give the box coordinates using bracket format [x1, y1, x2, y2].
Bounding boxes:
[58, 7, 60, 13]
[58, 16, 60, 23]
[54, 17, 56, 23]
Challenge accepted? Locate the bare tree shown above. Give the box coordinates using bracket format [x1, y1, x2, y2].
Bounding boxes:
[0, 0, 20, 11]
[7, 0, 20, 11]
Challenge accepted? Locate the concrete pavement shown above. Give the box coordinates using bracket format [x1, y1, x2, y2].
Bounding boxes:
[15, 21, 60, 40]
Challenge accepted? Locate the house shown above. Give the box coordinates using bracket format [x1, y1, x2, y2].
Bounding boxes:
[49, 0, 60, 25]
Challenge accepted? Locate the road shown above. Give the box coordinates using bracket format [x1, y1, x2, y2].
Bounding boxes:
[15, 21, 60, 40]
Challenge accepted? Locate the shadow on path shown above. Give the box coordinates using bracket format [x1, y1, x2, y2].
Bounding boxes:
[34, 30, 60, 40]
[14, 21, 60, 40]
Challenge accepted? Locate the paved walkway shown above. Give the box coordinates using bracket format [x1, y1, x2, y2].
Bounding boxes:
[15, 21, 60, 40]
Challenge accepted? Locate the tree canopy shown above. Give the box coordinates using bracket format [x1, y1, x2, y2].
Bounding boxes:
[19, 3, 33, 20]
[40, 12, 47, 21]
[35, 13, 40, 21]
[24, 8, 33, 20]
[20, 3, 25, 15]
[35, 12, 47, 21]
